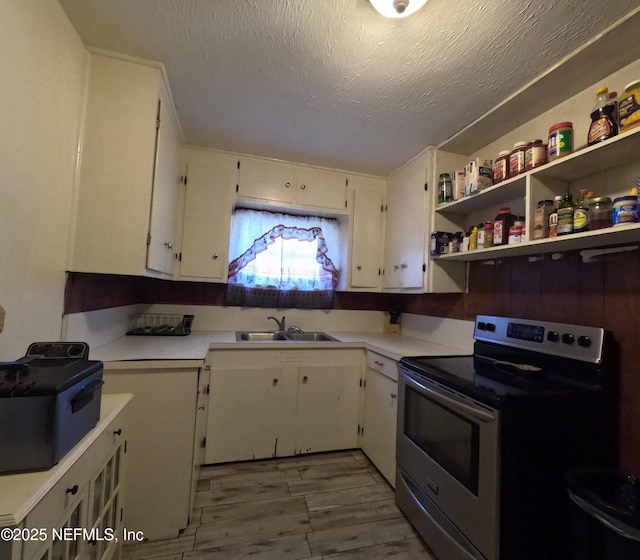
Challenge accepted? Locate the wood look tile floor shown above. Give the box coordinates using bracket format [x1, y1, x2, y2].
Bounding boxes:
[123, 450, 435, 560]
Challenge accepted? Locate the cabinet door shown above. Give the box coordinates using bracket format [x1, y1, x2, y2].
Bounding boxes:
[190, 367, 209, 515]
[72, 54, 161, 276]
[362, 367, 398, 487]
[205, 367, 297, 463]
[237, 157, 295, 204]
[383, 162, 428, 290]
[349, 178, 385, 289]
[179, 161, 235, 280]
[295, 167, 347, 210]
[296, 365, 360, 454]
[103, 369, 197, 540]
[146, 83, 182, 275]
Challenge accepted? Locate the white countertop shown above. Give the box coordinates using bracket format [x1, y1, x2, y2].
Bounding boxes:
[0, 394, 132, 528]
[91, 330, 469, 363]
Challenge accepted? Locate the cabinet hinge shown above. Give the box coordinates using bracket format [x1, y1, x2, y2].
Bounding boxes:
[345, 178, 349, 186]
[146, 233, 151, 246]
[378, 268, 381, 276]
[124, 440, 128, 454]
[236, 184, 239, 193]
[184, 175, 188, 186]
[423, 263, 426, 272]
[237, 160, 240, 169]
[120, 508, 123, 522]
[384, 205, 388, 212]
[424, 182, 428, 191]
[363, 379, 367, 388]
[201, 437, 207, 449]
[175, 252, 182, 261]
[206, 384, 210, 394]
[205, 365, 211, 372]
[380, 205, 384, 212]
[345, 200, 348, 208]
[359, 378, 363, 387]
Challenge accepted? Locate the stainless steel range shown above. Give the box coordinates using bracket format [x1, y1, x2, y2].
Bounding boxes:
[396, 315, 616, 560]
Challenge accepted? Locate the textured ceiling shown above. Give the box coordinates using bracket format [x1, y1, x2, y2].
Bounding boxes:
[58, 0, 640, 176]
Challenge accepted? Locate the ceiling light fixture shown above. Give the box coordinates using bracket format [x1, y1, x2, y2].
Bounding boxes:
[369, 0, 428, 18]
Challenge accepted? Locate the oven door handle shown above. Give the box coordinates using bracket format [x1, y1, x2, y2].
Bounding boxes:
[402, 371, 496, 423]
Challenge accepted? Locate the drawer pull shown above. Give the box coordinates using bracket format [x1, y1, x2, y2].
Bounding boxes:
[66, 484, 79, 495]
[303, 376, 308, 384]
[374, 360, 384, 366]
[272, 378, 278, 386]
[113, 429, 122, 436]
[390, 393, 397, 399]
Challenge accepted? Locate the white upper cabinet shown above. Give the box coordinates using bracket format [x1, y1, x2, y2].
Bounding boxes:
[72, 53, 182, 277]
[237, 157, 348, 211]
[383, 153, 430, 291]
[348, 176, 386, 291]
[178, 155, 236, 281]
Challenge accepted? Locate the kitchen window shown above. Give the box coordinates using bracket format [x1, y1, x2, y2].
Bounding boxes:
[226, 208, 342, 308]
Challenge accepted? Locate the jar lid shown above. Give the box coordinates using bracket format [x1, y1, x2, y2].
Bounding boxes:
[624, 80, 640, 92]
[549, 121, 573, 131]
[497, 150, 510, 157]
[589, 197, 612, 205]
[512, 141, 527, 149]
[613, 195, 637, 203]
[529, 139, 543, 144]
[537, 199, 554, 206]
[439, 173, 451, 178]
[497, 207, 511, 214]
[596, 86, 609, 96]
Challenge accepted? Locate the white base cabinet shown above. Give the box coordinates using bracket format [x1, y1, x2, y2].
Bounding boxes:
[361, 351, 398, 487]
[0, 395, 129, 560]
[102, 364, 200, 541]
[204, 349, 362, 464]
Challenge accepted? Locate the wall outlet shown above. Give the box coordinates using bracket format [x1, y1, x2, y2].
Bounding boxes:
[0, 304, 5, 333]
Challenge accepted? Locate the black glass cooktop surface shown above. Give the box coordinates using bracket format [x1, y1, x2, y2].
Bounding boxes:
[400, 346, 605, 407]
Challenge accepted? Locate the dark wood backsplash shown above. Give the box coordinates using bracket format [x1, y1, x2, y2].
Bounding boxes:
[65, 248, 640, 474]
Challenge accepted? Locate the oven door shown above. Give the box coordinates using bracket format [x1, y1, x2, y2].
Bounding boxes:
[396, 365, 500, 560]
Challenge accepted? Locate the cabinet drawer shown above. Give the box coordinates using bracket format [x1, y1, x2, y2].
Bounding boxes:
[365, 351, 398, 381]
[23, 414, 126, 558]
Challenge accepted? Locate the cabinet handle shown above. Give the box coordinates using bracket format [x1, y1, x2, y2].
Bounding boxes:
[212, 253, 219, 259]
[400, 263, 407, 269]
[300, 184, 306, 190]
[113, 429, 122, 436]
[285, 182, 291, 188]
[374, 360, 384, 366]
[393, 265, 399, 270]
[303, 376, 308, 384]
[198, 406, 206, 411]
[356, 265, 362, 270]
[164, 241, 173, 250]
[390, 393, 397, 399]
[66, 484, 79, 495]
[272, 378, 278, 386]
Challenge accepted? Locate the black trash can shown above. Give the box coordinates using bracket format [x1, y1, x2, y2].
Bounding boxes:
[566, 468, 640, 560]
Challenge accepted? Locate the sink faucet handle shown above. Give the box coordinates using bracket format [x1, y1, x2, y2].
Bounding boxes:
[288, 325, 304, 333]
[267, 315, 286, 331]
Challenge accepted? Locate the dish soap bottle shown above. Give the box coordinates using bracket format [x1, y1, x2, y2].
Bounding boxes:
[588, 87, 618, 146]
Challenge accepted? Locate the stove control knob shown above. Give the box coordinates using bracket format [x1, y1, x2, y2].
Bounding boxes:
[487, 323, 496, 332]
[477, 322, 487, 331]
[577, 336, 592, 348]
[547, 331, 559, 342]
[562, 333, 575, 345]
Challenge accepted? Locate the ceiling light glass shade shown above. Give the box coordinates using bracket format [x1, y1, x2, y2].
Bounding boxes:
[369, 0, 428, 18]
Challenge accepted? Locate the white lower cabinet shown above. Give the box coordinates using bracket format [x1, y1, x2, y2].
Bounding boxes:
[2, 396, 129, 560]
[361, 351, 399, 487]
[102, 364, 200, 541]
[204, 349, 362, 464]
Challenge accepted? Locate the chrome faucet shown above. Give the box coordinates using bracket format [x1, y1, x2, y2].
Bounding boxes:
[267, 315, 286, 332]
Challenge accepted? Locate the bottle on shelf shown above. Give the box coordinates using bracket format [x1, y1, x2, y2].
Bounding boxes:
[438, 173, 453, 204]
[573, 189, 590, 233]
[557, 193, 576, 235]
[587, 86, 618, 146]
[548, 195, 563, 238]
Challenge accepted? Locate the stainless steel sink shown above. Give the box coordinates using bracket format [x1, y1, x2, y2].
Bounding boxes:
[235, 331, 338, 342]
[236, 331, 288, 341]
[284, 332, 338, 341]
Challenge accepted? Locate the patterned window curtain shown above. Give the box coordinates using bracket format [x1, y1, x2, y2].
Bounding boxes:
[226, 209, 340, 308]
